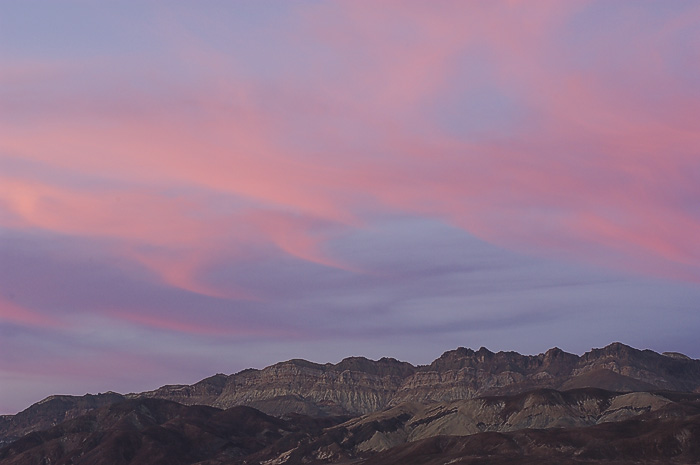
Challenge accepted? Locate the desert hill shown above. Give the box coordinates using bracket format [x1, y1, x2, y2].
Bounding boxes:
[2, 342, 700, 464]
[2, 388, 700, 464]
[133, 343, 700, 417]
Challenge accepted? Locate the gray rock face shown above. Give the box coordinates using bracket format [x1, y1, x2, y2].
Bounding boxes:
[136, 357, 414, 416]
[392, 343, 700, 407]
[132, 343, 700, 417]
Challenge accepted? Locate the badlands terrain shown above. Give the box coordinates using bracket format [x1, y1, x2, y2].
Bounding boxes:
[2, 342, 700, 464]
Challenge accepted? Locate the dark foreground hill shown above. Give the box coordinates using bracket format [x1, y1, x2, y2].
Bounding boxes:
[2, 389, 700, 465]
[0, 398, 348, 465]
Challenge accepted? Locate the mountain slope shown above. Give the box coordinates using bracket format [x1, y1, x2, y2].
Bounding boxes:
[243, 388, 700, 462]
[0, 399, 349, 465]
[3, 389, 700, 465]
[0, 392, 125, 447]
[360, 402, 700, 465]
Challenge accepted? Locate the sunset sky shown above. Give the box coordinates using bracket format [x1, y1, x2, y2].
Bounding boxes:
[1, 1, 700, 414]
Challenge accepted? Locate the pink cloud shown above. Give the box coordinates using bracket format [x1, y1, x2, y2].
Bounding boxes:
[243, 210, 359, 272]
[1, 0, 698, 289]
[122, 246, 260, 300]
[0, 297, 64, 329]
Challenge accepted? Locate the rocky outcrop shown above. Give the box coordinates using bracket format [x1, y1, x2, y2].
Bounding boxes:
[573, 342, 700, 392]
[136, 357, 415, 417]
[391, 344, 700, 406]
[141, 343, 700, 417]
[133, 373, 229, 407]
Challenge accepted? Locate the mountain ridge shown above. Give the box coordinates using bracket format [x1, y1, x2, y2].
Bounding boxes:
[2, 342, 700, 446]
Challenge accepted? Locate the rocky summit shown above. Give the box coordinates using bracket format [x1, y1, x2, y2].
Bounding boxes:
[137, 342, 700, 416]
[1, 342, 700, 464]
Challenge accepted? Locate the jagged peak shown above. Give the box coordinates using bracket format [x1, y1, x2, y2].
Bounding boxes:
[436, 346, 475, 359]
[603, 341, 636, 352]
[36, 395, 67, 405]
[101, 391, 122, 396]
[273, 358, 326, 370]
[476, 346, 494, 355]
[663, 352, 691, 360]
[335, 355, 374, 365]
[194, 373, 229, 387]
[578, 343, 700, 373]
[234, 367, 259, 376]
[543, 346, 577, 359]
[580, 342, 659, 362]
[333, 355, 413, 366]
[545, 346, 563, 355]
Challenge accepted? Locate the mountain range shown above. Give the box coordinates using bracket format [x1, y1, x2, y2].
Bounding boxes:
[2, 342, 700, 464]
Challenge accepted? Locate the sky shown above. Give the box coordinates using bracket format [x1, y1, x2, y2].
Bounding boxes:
[1, 1, 699, 414]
